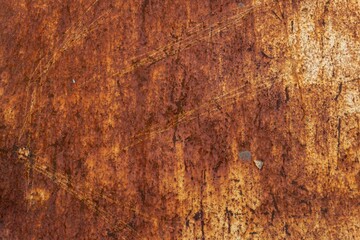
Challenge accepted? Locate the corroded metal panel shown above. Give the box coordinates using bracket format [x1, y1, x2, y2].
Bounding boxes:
[0, 0, 359, 239]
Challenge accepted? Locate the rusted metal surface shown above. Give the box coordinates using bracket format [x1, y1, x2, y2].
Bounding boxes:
[0, 0, 359, 239]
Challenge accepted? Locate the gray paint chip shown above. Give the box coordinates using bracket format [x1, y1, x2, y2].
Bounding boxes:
[238, 151, 251, 161]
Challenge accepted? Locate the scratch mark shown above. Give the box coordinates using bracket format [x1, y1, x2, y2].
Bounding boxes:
[18, 87, 37, 143]
[80, 1, 270, 90]
[17, 148, 176, 229]
[77, 1, 274, 93]
[271, 10, 283, 22]
[120, 79, 277, 152]
[28, 0, 102, 81]
[18, 1, 117, 143]
[16, 151, 146, 240]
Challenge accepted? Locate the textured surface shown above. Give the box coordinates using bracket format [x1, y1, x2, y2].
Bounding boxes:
[0, 0, 359, 239]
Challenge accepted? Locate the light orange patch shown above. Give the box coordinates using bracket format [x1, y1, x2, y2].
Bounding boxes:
[26, 188, 50, 205]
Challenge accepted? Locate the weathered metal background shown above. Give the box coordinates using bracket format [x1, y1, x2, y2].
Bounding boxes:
[0, 0, 359, 239]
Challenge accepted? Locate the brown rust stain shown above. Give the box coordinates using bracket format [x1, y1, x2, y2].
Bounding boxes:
[1, 0, 360, 239]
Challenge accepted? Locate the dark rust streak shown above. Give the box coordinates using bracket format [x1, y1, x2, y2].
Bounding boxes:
[334, 82, 342, 101]
[172, 123, 178, 148]
[284, 223, 291, 236]
[270, 192, 280, 213]
[225, 207, 232, 234]
[337, 118, 341, 159]
[200, 170, 206, 240]
[285, 86, 290, 103]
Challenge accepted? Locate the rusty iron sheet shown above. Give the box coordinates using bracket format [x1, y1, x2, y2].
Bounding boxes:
[0, 0, 359, 239]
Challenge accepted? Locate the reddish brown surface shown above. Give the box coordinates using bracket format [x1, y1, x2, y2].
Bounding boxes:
[0, 0, 359, 239]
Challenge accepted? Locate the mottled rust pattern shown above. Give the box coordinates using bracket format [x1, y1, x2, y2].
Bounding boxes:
[0, 0, 359, 239]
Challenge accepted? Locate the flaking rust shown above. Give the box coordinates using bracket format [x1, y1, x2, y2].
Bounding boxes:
[0, 0, 359, 239]
[17, 147, 31, 161]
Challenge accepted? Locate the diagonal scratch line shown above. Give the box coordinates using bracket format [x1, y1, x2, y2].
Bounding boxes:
[132, 83, 252, 138]
[128, 64, 357, 151]
[18, 153, 177, 236]
[121, 79, 277, 152]
[28, 0, 102, 82]
[19, 0, 102, 142]
[79, 1, 271, 89]
[124, 4, 257, 62]
[18, 1, 116, 143]
[112, 3, 264, 79]
[18, 156, 140, 239]
[34, 9, 112, 82]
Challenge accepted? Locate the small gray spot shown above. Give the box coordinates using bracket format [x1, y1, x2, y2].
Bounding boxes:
[72, 79, 76, 84]
[254, 160, 263, 170]
[238, 151, 251, 161]
[238, 2, 245, 7]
